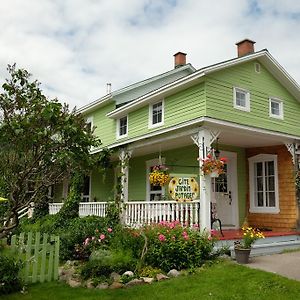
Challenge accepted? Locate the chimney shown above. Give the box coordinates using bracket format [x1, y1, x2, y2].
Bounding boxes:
[173, 52, 187, 68]
[235, 39, 256, 57]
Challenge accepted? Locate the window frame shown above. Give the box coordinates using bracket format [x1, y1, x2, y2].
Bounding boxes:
[86, 116, 93, 132]
[116, 115, 128, 139]
[269, 97, 284, 120]
[148, 100, 164, 128]
[248, 154, 280, 214]
[233, 87, 251, 112]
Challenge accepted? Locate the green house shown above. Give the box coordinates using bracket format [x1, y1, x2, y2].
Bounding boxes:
[50, 39, 300, 233]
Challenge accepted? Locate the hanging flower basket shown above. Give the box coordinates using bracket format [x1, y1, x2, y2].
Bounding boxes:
[199, 153, 227, 177]
[149, 165, 170, 187]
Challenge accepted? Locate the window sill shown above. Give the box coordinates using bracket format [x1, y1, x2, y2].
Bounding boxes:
[116, 134, 128, 140]
[233, 105, 250, 112]
[148, 122, 164, 129]
[249, 207, 280, 214]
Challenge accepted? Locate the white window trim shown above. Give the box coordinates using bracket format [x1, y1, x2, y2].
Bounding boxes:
[116, 115, 128, 139]
[148, 99, 164, 129]
[248, 154, 280, 214]
[233, 87, 250, 112]
[146, 158, 165, 202]
[86, 116, 93, 129]
[269, 97, 284, 120]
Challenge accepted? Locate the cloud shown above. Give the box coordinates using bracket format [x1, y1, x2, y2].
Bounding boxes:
[0, 0, 299, 108]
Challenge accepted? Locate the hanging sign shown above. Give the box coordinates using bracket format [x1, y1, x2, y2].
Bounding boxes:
[168, 177, 199, 202]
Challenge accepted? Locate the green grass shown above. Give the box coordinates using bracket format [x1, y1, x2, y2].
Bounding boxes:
[3, 260, 300, 300]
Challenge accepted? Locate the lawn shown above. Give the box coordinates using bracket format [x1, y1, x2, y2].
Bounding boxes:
[3, 260, 300, 300]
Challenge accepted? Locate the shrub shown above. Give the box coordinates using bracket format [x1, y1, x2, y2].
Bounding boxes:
[142, 221, 215, 272]
[81, 249, 136, 279]
[0, 250, 23, 295]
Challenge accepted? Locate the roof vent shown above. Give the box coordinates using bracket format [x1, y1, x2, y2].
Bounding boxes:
[173, 52, 187, 68]
[236, 39, 256, 57]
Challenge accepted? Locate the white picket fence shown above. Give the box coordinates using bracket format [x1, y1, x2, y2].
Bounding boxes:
[49, 200, 200, 228]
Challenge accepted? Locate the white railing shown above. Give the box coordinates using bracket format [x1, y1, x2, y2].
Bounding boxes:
[18, 202, 35, 219]
[124, 200, 200, 228]
[48, 200, 200, 228]
[49, 203, 64, 215]
[79, 202, 108, 217]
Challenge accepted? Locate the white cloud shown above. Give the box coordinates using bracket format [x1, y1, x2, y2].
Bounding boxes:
[0, 0, 299, 108]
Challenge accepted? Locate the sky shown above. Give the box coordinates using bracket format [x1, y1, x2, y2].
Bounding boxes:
[0, 0, 300, 109]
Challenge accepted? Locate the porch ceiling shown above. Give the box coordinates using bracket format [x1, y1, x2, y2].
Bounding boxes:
[129, 119, 297, 158]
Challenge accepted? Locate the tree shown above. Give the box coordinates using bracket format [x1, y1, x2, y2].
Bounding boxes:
[0, 65, 101, 238]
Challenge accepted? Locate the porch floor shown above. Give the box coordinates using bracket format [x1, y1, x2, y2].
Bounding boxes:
[216, 229, 300, 241]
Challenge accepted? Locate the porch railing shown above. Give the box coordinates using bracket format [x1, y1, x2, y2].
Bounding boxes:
[49, 200, 200, 228]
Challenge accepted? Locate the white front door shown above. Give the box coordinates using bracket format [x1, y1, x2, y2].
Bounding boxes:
[212, 151, 238, 228]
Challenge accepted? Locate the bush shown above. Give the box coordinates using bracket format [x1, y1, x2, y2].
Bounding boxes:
[0, 250, 23, 295]
[81, 248, 136, 279]
[142, 221, 215, 272]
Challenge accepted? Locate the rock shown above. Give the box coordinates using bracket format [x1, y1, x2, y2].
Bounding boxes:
[142, 277, 154, 284]
[68, 278, 81, 288]
[96, 283, 109, 289]
[110, 272, 121, 282]
[109, 282, 124, 289]
[123, 271, 134, 277]
[86, 279, 94, 289]
[167, 269, 180, 277]
[59, 266, 77, 282]
[125, 279, 144, 287]
[156, 273, 169, 281]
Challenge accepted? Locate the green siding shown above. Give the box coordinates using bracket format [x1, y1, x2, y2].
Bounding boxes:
[206, 60, 300, 136]
[53, 182, 63, 202]
[90, 168, 114, 201]
[125, 83, 205, 140]
[86, 102, 116, 148]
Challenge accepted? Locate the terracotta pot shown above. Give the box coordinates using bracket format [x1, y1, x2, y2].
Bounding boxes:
[234, 248, 251, 264]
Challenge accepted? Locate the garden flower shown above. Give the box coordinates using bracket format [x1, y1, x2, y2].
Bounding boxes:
[107, 228, 113, 233]
[158, 234, 166, 242]
[100, 234, 105, 240]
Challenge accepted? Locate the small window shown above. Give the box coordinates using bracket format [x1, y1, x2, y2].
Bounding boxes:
[86, 116, 93, 132]
[233, 87, 250, 112]
[255, 63, 261, 73]
[149, 100, 164, 128]
[248, 154, 280, 214]
[269, 98, 283, 119]
[117, 116, 128, 138]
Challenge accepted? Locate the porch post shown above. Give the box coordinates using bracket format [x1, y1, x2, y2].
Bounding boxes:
[191, 128, 220, 232]
[119, 148, 132, 203]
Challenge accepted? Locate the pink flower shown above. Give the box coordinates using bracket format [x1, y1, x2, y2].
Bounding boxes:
[158, 234, 166, 242]
[211, 229, 217, 236]
[182, 231, 188, 237]
[84, 237, 90, 246]
[100, 234, 105, 240]
[107, 228, 113, 233]
[183, 235, 189, 240]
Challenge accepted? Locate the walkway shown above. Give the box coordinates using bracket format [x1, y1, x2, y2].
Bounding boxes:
[246, 251, 300, 281]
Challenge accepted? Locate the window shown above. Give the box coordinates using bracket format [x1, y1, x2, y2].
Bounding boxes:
[86, 116, 93, 132]
[269, 98, 283, 119]
[149, 100, 164, 128]
[248, 154, 280, 214]
[117, 116, 128, 138]
[233, 87, 250, 112]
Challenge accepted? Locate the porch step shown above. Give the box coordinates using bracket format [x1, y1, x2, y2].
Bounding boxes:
[216, 235, 300, 257]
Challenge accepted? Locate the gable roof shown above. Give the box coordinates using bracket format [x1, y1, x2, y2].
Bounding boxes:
[78, 63, 195, 114]
[106, 49, 300, 119]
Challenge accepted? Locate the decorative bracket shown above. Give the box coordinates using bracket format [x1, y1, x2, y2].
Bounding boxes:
[285, 143, 297, 165]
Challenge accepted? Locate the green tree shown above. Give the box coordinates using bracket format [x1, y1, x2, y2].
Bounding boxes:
[0, 65, 101, 238]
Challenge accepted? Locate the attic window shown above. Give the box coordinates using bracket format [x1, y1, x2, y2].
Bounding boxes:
[255, 63, 261, 73]
[269, 98, 283, 119]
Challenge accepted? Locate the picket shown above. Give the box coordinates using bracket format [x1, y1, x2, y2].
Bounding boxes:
[10, 232, 59, 284]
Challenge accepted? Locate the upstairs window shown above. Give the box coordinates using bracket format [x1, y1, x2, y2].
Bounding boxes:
[86, 116, 93, 132]
[149, 100, 164, 128]
[269, 98, 283, 119]
[233, 87, 250, 112]
[248, 154, 280, 214]
[117, 116, 128, 138]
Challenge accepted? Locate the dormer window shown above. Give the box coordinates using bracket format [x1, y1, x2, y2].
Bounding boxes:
[233, 87, 250, 112]
[269, 98, 283, 119]
[149, 100, 164, 128]
[117, 116, 128, 138]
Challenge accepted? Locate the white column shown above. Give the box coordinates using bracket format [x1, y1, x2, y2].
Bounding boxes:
[119, 148, 132, 203]
[191, 128, 220, 233]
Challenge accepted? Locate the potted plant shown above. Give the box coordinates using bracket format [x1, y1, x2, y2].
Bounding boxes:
[199, 153, 227, 178]
[234, 227, 265, 264]
[149, 165, 170, 187]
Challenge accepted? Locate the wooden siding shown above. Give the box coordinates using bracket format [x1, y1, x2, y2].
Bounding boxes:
[246, 145, 298, 231]
[206, 60, 300, 137]
[91, 168, 114, 202]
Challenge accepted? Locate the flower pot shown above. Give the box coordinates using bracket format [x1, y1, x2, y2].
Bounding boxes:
[235, 248, 251, 264]
[209, 170, 219, 178]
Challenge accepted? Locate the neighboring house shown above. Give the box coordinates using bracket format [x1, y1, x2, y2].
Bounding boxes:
[51, 39, 300, 232]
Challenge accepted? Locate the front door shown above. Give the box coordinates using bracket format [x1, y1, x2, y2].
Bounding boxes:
[212, 151, 238, 228]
